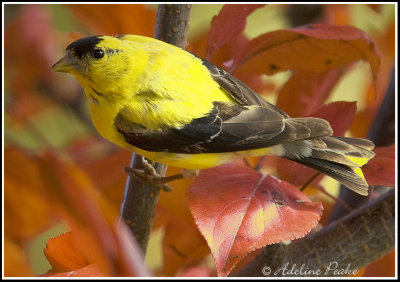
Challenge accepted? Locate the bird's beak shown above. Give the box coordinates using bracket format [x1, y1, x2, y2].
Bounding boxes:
[51, 50, 80, 73]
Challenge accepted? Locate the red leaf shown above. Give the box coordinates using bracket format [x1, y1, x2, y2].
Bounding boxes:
[162, 218, 210, 276]
[363, 145, 395, 187]
[230, 23, 380, 79]
[234, 70, 277, 96]
[350, 106, 376, 138]
[206, 4, 265, 60]
[44, 232, 88, 272]
[188, 31, 273, 97]
[187, 163, 322, 276]
[276, 69, 345, 117]
[310, 101, 357, 136]
[277, 159, 325, 187]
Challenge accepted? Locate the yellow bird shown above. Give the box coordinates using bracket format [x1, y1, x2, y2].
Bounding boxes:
[52, 35, 375, 195]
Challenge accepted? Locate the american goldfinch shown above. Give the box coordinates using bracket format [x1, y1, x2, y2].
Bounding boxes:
[52, 35, 375, 195]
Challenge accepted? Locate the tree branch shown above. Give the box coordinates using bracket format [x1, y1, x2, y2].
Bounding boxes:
[155, 4, 192, 48]
[234, 189, 395, 277]
[120, 4, 192, 253]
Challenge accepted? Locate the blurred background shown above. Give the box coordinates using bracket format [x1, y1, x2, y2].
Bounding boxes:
[3, 4, 395, 277]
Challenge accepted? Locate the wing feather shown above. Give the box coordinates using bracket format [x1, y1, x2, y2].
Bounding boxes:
[196, 57, 290, 118]
[114, 57, 333, 154]
[115, 101, 332, 154]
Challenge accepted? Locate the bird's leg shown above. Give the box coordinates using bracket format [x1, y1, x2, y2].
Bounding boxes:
[124, 157, 199, 192]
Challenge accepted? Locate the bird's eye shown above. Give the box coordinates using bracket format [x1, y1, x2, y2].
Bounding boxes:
[92, 49, 104, 59]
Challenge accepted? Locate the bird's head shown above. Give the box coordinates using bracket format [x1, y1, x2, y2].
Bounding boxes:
[52, 35, 147, 95]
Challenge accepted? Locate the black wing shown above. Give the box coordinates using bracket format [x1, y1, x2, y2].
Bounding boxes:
[195, 56, 290, 118]
[115, 101, 332, 154]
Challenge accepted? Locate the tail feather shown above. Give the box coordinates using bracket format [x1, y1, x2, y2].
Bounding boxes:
[294, 156, 370, 196]
[283, 136, 375, 196]
[335, 136, 375, 151]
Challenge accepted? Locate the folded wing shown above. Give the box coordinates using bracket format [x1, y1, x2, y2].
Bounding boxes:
[115, 101, 332, 154]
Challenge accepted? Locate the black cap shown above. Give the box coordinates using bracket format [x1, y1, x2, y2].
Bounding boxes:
[66, 36, 103, 59]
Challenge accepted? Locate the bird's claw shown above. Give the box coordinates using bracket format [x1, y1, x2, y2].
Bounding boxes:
[124, 166, 173, 192]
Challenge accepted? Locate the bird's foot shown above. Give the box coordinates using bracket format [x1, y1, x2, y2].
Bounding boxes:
[124, 157, 200, 192]
[124, 164, 173, 193]
[124, 159, 199, 192]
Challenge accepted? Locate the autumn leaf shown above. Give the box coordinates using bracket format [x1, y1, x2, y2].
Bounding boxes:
[187, 29, 273, 97]
[277, 159, 325, 188]
[79, 147, 131, 209]
[206, 4, 265, 60]
[229, 23, 380, 79]
[276, 69, 345, 117]
[162, 218, 210, 276]
[363, 145, 395, 187]
[44, 232, 88, 273]
[156, 167, 210, 276]
[4, 147, 54, 241]
[67, 4, 156, 36]
[351, 106, 376, 138]
[158, 167, 195, 223]
[234, 70, 277, 96]
[310, 101, 357, 136]
[37, 151, 150, 277]
[187, 163, 323, 276]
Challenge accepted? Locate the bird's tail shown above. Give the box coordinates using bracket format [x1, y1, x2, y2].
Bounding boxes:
[282, 136, 375, 195]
